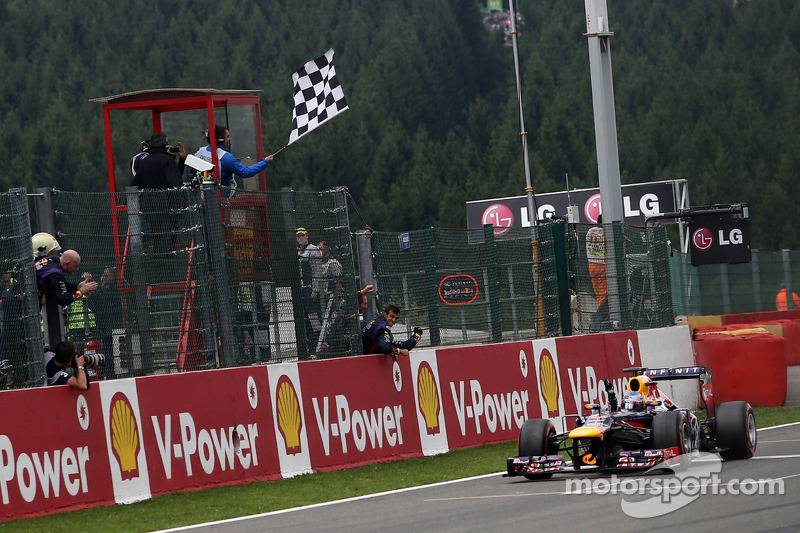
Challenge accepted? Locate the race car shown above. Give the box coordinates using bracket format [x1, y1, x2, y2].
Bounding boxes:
[506, 366, 757, 479]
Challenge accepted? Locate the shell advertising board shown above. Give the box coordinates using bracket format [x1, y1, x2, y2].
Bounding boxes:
[295, 354, 422, 471]
[432, 341, 541, 449]
[0, 386, 115, 520]
[131, 368, 281, 496]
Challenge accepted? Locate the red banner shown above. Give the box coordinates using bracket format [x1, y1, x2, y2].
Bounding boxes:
[134, 368, 281, 496]
[0, 387, 114, 520]
[434, 342, 540, 449]
[297, 355, 422, 470]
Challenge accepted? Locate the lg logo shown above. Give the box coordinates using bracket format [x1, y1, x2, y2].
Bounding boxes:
[692, 228, 744, 251]
[482, 204, 514, 236]
[692, 228, 714, 250]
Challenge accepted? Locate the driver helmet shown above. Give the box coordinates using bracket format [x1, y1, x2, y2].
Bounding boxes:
[32, 232, 61, 260]
[623, 391, 645, 411]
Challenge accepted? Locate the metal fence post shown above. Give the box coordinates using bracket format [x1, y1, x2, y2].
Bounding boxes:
[720, 262, 732, 314]
[483, 224, 502, 344]
[125, 186, 154, 374]
[356, 230, 376, 323]
[423, 228, 441, 346]
[33, 188, 66, 351]
[751, 251, 763, 311]
[783, 249, 794, 310]
[202, 186, 238, 367]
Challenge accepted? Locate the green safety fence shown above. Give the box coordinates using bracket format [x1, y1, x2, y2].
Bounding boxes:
[370, 224, 563, 345]
[569, 222, 674, 333]
[4, 185, 688, 390]
[671, 249, 800, 316]
[0, 188, 43, 388]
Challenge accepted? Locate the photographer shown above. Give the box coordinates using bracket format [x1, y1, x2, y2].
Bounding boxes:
[130, 132, 186, 190]
[45, 341, 88, 390]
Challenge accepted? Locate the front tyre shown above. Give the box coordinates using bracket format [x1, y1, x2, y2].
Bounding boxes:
[651, 410, 691, 455]
[716, 401, 757, 460]
[518, 419, 556, 480]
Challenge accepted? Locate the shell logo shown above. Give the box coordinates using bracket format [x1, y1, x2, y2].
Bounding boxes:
[416, 362, 441, 435]
[109, 392, 141, 480]
[276, 375, 304, 455]
[538, 349, 560, 417]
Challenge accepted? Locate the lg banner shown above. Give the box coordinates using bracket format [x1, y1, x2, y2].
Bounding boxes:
[466, 180, 680, 233]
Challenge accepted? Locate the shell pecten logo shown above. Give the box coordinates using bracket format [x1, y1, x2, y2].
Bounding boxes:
[539, 349, 560, 417]
[276, 375, 303, 455]
[109, 392, 141, 480]
[417, 362, 440, 435]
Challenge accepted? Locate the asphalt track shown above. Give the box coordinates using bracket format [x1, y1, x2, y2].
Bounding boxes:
[161, 422, 800, 533]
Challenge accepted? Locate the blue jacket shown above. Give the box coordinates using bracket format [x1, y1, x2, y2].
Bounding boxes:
[35, 255, 80, 307]
[194, 146, 269, 197]
[362, 316, 420, 355]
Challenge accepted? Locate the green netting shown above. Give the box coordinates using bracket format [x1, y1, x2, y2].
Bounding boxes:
[570, 222, 674, 333]
[671, 249, 800, 315]
[50, 187, 217, 376]
[220, 187, 358, 362]
[370, 224, 562, 345]
[5, 184, 696, 390]
[0, 188, 43, 388]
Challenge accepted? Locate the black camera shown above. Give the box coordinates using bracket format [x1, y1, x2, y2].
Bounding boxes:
[168, 146, 180, 154]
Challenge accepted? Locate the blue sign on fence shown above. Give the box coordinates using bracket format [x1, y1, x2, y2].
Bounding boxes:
[399, 233, 410, 250]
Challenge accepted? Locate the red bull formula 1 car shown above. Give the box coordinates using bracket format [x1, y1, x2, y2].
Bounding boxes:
[507, 366, 757, 479]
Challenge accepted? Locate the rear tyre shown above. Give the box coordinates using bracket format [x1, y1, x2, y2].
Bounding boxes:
[518, 419, 556, 480]
[716, 401, 757, 460]
[651, 410, 691, 455]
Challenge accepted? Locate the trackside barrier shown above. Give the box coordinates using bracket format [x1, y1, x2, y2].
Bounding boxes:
[0, 326, 693, 521]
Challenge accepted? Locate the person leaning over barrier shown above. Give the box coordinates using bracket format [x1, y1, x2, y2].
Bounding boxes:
[362, 304, 422, 357]
[45, 341, 88, 390]
[36, 249, 98, 307]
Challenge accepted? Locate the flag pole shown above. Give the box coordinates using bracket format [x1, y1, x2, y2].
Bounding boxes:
[269, 145, 289, 158]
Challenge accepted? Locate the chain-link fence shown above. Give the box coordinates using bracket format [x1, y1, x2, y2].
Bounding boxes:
[369, 223, 563, 345]
[570, 222, 674, 333]
[5, 185, 686, 390]
[671, 248, 800, 316]
[1, 188, 43, 388]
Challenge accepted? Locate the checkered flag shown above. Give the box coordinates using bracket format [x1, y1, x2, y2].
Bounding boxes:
[288, 49, 349, 145]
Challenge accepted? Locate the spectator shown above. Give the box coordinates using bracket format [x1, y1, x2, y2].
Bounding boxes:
[358, 284, 374, 330]
[193, 125, 273, 198]
[90, 266, 124, 377]
[36, 250, 98, 308]
[775, 282, 800, 311]
[1, 270, 26, 387]
[319, 284, 374, 359]
[586, 215, 608, 331]
[297, 228, 323, 354]
[45, 341, 88, 390]
[362, 304, 422, 357]
[318, 241, 343, 301]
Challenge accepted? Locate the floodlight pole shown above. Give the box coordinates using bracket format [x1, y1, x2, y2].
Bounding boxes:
[508, 0, 538, 228]
[584, 0, 623, 330]
[584, 0, 623, 223]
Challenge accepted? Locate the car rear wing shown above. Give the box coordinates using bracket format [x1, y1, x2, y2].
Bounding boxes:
[624, 366, 711, 381]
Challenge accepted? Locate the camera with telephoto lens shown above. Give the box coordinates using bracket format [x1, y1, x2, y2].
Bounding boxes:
[83, 353, 107, 368]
